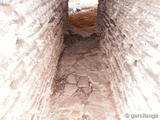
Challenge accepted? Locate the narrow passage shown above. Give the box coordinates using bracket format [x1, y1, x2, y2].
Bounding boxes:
[51, 32, 118, 120]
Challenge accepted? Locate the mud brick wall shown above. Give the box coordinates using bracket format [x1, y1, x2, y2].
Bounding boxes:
[0, 0, 64, 119]
[98, 0, 160, 118]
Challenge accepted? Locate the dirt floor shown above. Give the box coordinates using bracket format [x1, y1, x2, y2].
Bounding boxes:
[51, 33, 118, 120]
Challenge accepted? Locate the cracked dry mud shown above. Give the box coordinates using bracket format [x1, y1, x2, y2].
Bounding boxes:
[51, 32, 118, 120]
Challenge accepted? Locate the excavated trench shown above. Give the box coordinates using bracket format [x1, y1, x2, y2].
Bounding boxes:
[51, 3, 119, 118]
[0, 0, 160, 120]
[52, 32, 115, 120]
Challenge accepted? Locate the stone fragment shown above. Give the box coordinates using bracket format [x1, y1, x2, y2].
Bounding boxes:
[64, 84, 77, 96]
[66, 74, 77, 84]
[78, 76, 89, 88]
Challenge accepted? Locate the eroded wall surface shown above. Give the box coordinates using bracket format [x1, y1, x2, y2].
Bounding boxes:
[0, 0, 64, 119]
[98, 0, 160, 118]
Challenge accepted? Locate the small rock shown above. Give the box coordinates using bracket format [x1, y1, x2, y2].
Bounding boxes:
[66, 74, 77, 84]
[78, 76, 89, 88]
[64, 84, 77, 96]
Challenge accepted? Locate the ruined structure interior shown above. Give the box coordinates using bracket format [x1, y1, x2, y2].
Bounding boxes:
[0, 0, 160, 120]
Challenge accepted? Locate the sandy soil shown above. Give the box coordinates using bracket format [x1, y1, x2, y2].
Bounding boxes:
[68, 8, 97, 35]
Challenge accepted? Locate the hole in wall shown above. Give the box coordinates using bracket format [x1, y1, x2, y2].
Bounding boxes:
[67, 0, 98, 35]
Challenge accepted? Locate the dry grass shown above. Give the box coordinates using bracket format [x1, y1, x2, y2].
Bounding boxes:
[68, 8, 97, 33]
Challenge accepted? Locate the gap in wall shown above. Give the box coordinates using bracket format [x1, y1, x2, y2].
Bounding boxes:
[67, 0, 98, 36]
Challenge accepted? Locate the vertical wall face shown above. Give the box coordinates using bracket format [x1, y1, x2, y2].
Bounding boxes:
[98, 0, 160, 118]
[0, 0, 64, 119]
[63, 0, 68, 30]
